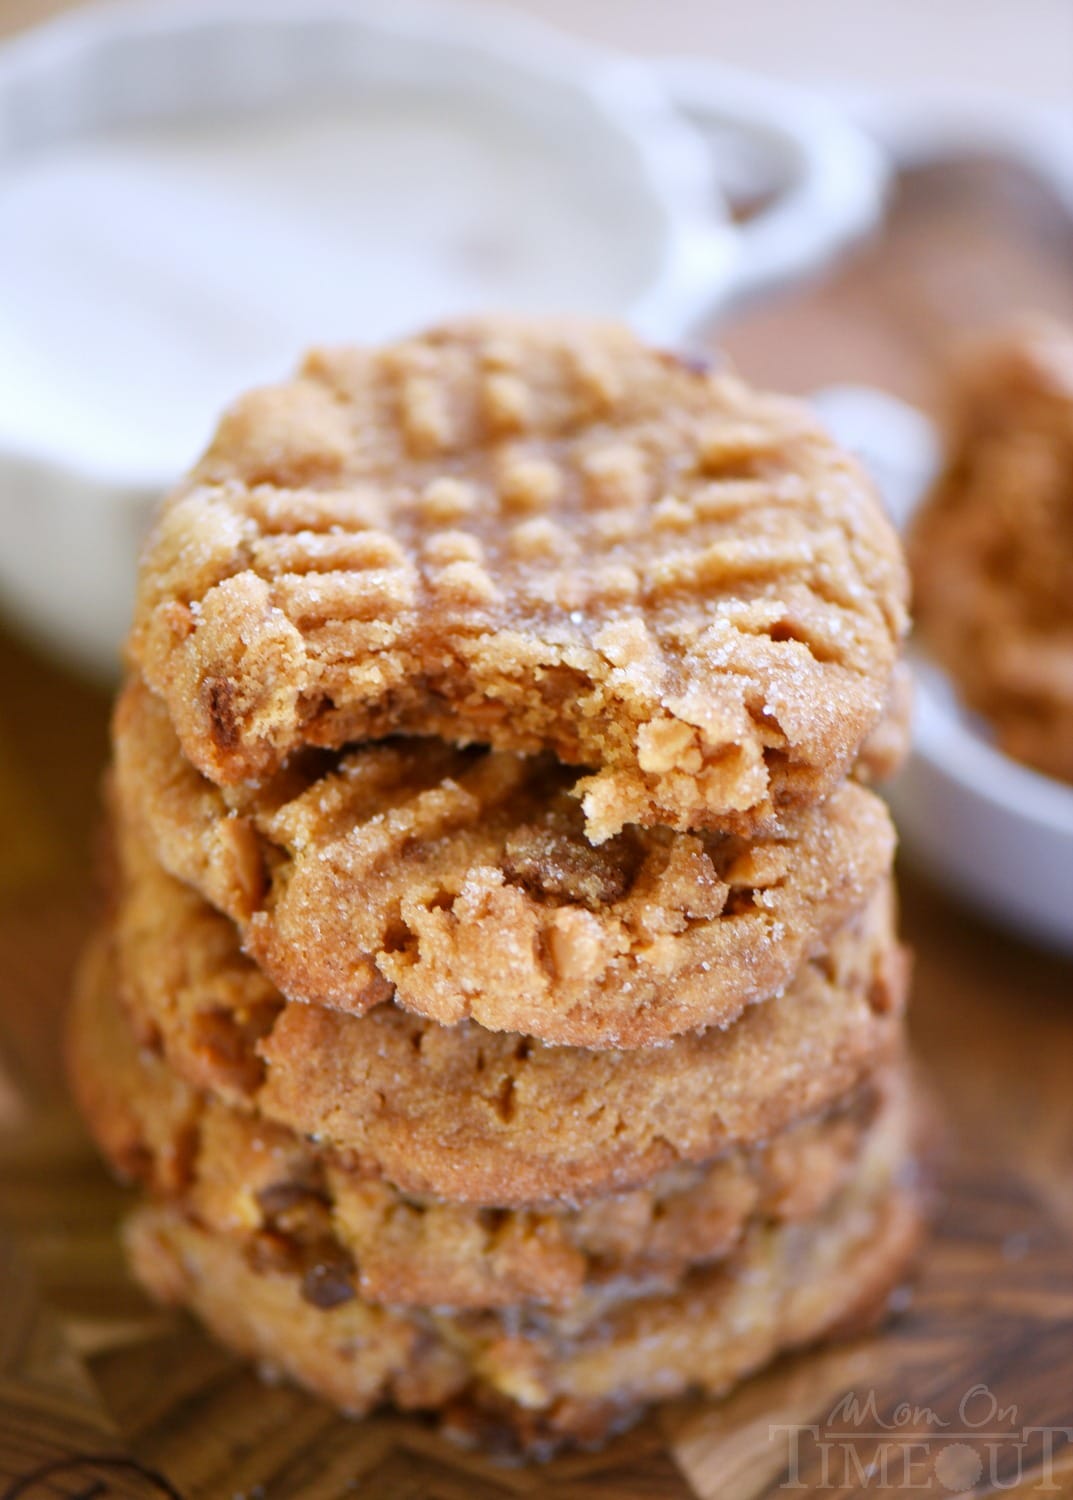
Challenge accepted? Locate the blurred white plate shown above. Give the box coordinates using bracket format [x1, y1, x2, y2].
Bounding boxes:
[0, 0, 886, 674]
[816, 384, 1073, 956]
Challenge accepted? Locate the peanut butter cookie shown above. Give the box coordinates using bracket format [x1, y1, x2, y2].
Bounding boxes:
[124, 1090, 923, 1458]
[113, 675, 896, 1046]
[69, 933, 886, 1313]
[129, 320, 908, 839]
[110, 814, 906, 1206]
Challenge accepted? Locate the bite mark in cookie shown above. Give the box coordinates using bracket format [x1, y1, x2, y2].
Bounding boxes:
[113, 675, 896, 1047]
[129, 319, 908, 839]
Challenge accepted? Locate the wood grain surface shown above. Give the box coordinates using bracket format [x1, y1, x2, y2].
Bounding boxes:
[1, 145, 1072, 1499]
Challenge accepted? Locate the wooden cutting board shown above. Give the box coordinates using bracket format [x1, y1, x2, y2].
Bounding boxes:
[1, 151, 1072, 1498]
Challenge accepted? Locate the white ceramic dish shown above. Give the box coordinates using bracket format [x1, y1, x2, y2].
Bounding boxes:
[893, 658, 1073, 954]
[816, 384, 1073, 955]
[0, 0, 886, 674]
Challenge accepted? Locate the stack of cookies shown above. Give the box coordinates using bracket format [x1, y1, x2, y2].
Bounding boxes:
[69, 320, 923, 1456]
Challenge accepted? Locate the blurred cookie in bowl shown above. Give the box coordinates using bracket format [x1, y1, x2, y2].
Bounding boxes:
[909, 319, 1073, 785]
[873, 318, 1073, 954]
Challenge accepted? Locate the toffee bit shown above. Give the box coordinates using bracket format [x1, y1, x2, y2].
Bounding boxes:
[301, 1258, 357, 1310]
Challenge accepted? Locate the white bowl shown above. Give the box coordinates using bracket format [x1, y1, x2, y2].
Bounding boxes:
[895, 658, 1073, 952]
[815, 384, 1073, 955]
[0, 0, 886, 675]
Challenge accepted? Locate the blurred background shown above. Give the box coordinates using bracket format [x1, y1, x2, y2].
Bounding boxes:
[4, 0, 1073, 103]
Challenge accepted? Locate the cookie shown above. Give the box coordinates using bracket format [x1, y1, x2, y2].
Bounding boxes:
[124, 1089, 923, 1458]
[856, 658, 913, 786]
[128, 319, 908, 840]
[113, 675, 896, 1046]
[69, 933, 884, 1311]
[910, 319, 1073, 784]
[110, 819, 906, 1206]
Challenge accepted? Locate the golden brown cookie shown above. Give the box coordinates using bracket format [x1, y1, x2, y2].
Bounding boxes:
[69, 932, 885, 1312]
[113, 675, 896, 1046]
[910, 319, 1073, 784]
[128, 320, 908, 840]
[110, 816, 907, 1206]
[124, 1091, 923, 1458]
[856, 659, 913, 786]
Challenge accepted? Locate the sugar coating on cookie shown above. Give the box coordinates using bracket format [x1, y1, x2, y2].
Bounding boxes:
[130, 320, 908, 839]
[109, 818, 906, 1206]
[910, 320, 1073, 784]
[113, 674, 895, 1047]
